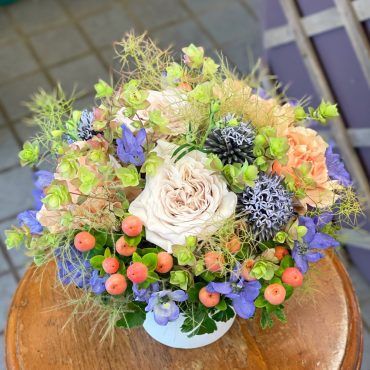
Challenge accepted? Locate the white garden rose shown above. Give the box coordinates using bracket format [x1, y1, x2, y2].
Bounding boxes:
[128, 140, 237, 252]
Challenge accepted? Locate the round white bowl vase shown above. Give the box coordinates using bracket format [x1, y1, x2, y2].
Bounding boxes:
[143, 312, 236, 349]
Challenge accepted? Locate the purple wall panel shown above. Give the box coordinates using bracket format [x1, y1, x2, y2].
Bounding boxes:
[264, 1, 286, 29]
[297, 0, 334, 16]
[266, 43, 320, 106]
[264, 1, 370, 282]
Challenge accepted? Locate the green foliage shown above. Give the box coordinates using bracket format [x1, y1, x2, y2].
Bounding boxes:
[170, 270, 191, 290]
[116, 303, 146, 329]
[182, 44, 204, 68]
[5, 228, 24, 249]
[251, 260, 279, 281]
[181, 305, 218, 337]
[94, 79, 113, 98]
[19, 141, 39, 166]
[223, 162, 258, 192]
[188, 82, 213, 104]
[297, 100, 339, 124]
[116, 165, 140, 187]
[121, 80, 149, 116]
[142, 253, 158, 271]
[212, 305, 235, 322]
[204, 153, 224, 171]
[42, 182, 71, 209]
[77, 167, 99, 195]
[140, 152, 164, 176]
[172, 244, 196, 266]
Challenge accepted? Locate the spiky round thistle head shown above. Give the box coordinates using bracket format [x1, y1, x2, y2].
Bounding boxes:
[204, 120, 255, 165]
[237, 173, 294, 242]
[77, 109, 96, 141]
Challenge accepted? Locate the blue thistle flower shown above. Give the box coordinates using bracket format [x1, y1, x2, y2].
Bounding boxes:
[77, 109, 96, 141]
[237, 173, 294, 241]
[204, 120, 255, 165]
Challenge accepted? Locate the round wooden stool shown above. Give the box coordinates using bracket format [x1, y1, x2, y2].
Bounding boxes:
[5, 252, 363, 370]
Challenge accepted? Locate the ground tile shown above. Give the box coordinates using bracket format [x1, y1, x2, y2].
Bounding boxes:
[30, 23, 89, 67]
[61, 0, 115, 17]
[0, 166, 34, 220]
[80, 5, 135, 48]
[0, 72, 51, 121]
[0, 273, 17, 332]
[198, 1, 259, 46]
[8, 0, 67, 34]
[0, 128, 20, 171]
[127, 0, 187, 30]
[151, 19, 213, 53]
[0, 41, 38, 84]
[50, 54, 108, 96]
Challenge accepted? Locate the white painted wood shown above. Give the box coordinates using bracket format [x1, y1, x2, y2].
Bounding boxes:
[265, 0, 370, 49]
[279, 0, 370, 210]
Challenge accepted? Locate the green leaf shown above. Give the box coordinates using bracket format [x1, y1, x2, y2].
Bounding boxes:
[124, 234, 142, 247]
[274, 307, 287, 323]
[270, 276, 282, 285]
[146, 271, 159, 283]
[212, 305, 235, 322]
[132, 252, 142, 263]
[116, 310, 146, 329]
[254, 295, 268, 308]
[94, 79, 113, 98]
[281, 255, 294, 269]
[171, 143, 190, 159]
[104, 247, 112, 258]
[181, 309, 217, 337]
[260, 308, 274, 329]
[142, 253, 158, 271]
[187, 282, 205, 303]
[266, 302, 279, 313]
[200, 271, 216, 282]
[215, 299, 227, 311]
[90, 255, 105, 269]
[283, 283, 294, 300]
[92, 230, 107, 249]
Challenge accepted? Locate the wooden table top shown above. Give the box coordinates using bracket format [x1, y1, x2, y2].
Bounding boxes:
[5, 251, 363, 370]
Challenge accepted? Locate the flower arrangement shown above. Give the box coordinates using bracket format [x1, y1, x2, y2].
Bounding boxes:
[6, 34, 362, 340]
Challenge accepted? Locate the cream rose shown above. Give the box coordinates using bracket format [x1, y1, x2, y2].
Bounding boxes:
[128, 140, 237, 252]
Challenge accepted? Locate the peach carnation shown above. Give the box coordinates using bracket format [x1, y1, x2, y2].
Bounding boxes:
[272, 126, 337, 208]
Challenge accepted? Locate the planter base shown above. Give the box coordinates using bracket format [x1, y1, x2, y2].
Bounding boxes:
[143, 312, 236, 349]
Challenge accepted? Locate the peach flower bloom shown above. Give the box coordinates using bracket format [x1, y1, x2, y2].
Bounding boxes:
[115, 89, 188, 136]
[273, 126, 337, 208]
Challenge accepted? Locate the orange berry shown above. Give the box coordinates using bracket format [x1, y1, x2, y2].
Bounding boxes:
[199, 287, 220, 308]
[204, 251, 224, 273]
[155, 252, 173, 273]
[264, 284, 286, 305]
[121, 216, 143, 237]
[274, 246, 289, 261]
[74, 231, 96, 252]
[105, 274, 127, 295]
[115, 236, 137, 256]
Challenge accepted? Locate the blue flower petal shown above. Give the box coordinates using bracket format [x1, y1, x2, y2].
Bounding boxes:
[242, 280, 261, 301]
[232, 296, 256, 319]
[310, 232, 339, 249]
[168, 290, 188, 302]
[207, 282, 233, 295]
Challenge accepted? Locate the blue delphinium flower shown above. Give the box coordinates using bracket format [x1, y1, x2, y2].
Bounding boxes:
[116, 124, 146, 166]
[89, 270, 108, 294]
[325, 145, 351, 186]
[32, 170, 54, 210]
[17, 210, 43, 234]
[292, 214, 340, 273]
[207, 267, 261, 319]
[133, 282, 160, 302]
[55, 248, 107, 294]
[145, 289, 188, 326]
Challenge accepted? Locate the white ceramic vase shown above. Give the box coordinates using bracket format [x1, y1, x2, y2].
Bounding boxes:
[143, 312, 236, 349]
